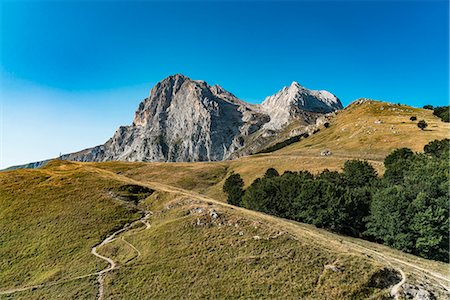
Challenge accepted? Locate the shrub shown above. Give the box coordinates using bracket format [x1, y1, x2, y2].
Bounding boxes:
[424, 139, 449, 158]
[409, 116, 417, 121]
[367, 150, 449, 261]
[384, 148, 414, 167]
[317, 169, 344, 185]
[255, 134, 304, 154]
[324, 122, 330, 128]
[417, 120, 428, 130]
[264, 168, 279, 178]
[383, 148, 414, 184]
[423, 105, 433, 110]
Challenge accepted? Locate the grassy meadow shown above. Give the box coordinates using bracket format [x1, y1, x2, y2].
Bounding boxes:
[1, 101, 449, 299]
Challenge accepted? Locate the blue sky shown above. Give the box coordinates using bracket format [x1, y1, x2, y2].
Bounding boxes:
[1, 0, 448, 168]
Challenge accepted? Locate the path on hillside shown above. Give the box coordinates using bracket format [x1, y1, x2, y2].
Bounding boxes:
[0, 211, 151, 297]
[2, 165, 448, 298]
[99, 169, 448, 298]
[91, 211, 151, 300]
[91, 227, 124, 300]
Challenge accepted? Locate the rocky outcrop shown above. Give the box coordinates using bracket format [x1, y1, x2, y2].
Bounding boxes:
[261, 81, 342, 130]
[8, 74, 342, 168]
[65, 75, 271, 162]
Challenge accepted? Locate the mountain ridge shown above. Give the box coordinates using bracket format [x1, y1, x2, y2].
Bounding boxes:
[7, 74, 342, 169]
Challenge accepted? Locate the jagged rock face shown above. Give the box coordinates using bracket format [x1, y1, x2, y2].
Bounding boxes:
[261, 82, 343, 130]
[67, 75, 268, 162]
[58, 75, 341, 164]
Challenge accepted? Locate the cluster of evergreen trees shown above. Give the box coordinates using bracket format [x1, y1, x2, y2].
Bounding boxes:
[223, 139, 449, 262]
[423, 105, 449, 122]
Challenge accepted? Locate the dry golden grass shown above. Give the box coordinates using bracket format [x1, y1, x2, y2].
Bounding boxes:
[2, 159, 449, 299]
[93, 161, 229, 194]
[276, 100, 449, 160]
[2, 101, 448, 299]
[99, 199, 390, 299]
[94, 101, 449, 201]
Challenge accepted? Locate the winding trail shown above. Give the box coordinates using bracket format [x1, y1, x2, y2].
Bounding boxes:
[122, 236, 141, 258]
[1, 166, 449, 298]
[0, 211, 150, 298]
[114, 176, 450, 298]
[91, 227, 125, 300]
[339, 241, 407, 299]
[391, 268, 406, 300]
[91, 212, 151, 300]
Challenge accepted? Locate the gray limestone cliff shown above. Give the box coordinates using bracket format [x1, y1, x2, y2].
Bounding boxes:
[7, 74, 343, 169]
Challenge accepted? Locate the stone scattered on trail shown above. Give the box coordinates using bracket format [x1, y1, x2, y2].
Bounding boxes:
[209, 209, 219, 219]
[253, 235, 261, 240]
[324, 264, 340, 272]
[192, 206, 222, 227]
[320, 149, 332, 156]
[402, 284, 434, 300]
[190, 207, 205, 214]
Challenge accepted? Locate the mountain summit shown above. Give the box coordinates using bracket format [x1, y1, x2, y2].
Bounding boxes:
[36, 74, 343, 165]
[261, 81, 343, 130]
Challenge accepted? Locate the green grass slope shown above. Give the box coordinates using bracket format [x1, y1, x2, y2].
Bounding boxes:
[0, 161, 141, 293]
[0, 162, 404, 299]
[2, 100, 449, 299]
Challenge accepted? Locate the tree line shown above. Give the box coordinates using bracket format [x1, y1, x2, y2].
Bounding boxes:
[423, 105, 449, 123]
[224, 139, 449, 262]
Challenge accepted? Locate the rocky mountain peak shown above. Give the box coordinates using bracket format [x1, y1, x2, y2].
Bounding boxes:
[289, 81, 302, 89]
[36, 75, 343, 165]
[261, 82, 342, 130]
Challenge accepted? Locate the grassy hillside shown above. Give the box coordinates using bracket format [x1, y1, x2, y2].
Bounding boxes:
[0, 161, 141, 293]
[1, 161, 449, 299]
[2, 100, 448, 299]
[275, 100, 450, 160]
[97, 198, 390, 299]
[92, 101, 449, 201]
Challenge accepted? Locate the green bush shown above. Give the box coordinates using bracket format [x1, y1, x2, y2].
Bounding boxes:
[223, 173, 244, 206]
[342, 160, 377, 188]
[255, 133, 309, 154]
[417, 120, 428, 130]
[264, 168, 279, 178]
[383, 148, 414, 184]
[424, 139, 449, 158]
[367, 152, 449, 261]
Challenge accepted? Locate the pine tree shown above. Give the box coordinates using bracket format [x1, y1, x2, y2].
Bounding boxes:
[223, 173, 245, 206]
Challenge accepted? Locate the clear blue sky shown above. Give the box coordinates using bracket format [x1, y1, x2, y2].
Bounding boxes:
[1, 0, 448, 168]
